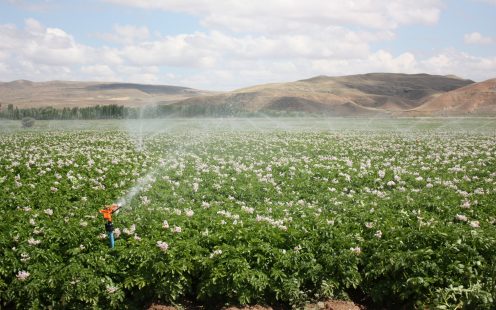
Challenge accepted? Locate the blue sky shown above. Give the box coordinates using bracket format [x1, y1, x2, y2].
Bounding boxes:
[0, 0, 495, 90]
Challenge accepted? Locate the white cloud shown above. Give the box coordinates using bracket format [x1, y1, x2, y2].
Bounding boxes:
[117, 33, 217, 67]
[419, 50, 496, 80]
[310, 50, 418, 77]
[0, 50, 8, 61]
[1, 15, 495, 90]
[24, 18, 44, 33]
[104, 0, 442, 32]
[0, 19, 89, 81]
[79, 64, 162, 83]
[114, 26, 388, 70]
[81, 64, 116, 80]
[0, 19, 91, 66]
[464, 32, 494, 45]
[96, 24, 150, 45]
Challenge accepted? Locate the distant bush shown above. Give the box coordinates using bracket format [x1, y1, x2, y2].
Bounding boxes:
[21, 117, 35, 128]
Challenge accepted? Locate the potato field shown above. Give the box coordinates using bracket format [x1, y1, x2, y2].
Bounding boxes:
[1, 119, 495, 309]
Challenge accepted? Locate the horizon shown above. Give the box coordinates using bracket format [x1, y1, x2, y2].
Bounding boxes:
[0, 0, 495, 90]
[0, 72, 478, 91]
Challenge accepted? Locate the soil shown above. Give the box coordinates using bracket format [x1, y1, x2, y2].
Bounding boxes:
[147, 299, 363, 310]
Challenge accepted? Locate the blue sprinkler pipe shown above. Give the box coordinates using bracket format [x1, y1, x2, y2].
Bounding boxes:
[105, 221, 115, 249]
[108, 231, 115, 248]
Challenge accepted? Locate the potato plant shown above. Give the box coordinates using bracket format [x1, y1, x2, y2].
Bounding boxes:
[0, 126, 495, 309]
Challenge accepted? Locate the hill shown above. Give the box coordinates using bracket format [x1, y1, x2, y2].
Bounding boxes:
[404, 78, 496, 116]
[2, 73, 495, 117]
[170, 73, 474, 116]
[0, 80, 211, 108]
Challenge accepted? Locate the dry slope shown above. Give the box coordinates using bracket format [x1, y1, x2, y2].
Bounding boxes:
[171, 73, 473, 116]
[405, 78, 496, 116]
[0, 80, 211, 108]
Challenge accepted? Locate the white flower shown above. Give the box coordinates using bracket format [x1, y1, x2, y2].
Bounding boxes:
[16, 270, 30, 281]
[27, 237, 41, 246]
[185, 209, 194, 217]
[114, 228, 121, 238]
[140, 196, 150, 205]
[201, 201, 210, 208]
[162, 220, 169, 229]
[20, 253, 30, 262]
[123, 224, 136, 235]
[242, 206, 254, 214]
[474, 188, 484, 195]
[350, 246, 361, 255]
[44, 209, 53, 216]
[378, 170, 385, 179]
[469, 221, 480, 228]
[210, 249, 223, 258]
[133, 234, 142, 241]
[374, 230, 383, 239]
[173, 226, 182, 233]
[455, 214, 468, 222]
[106, 285, 118, 294]
[156, 240, 169, 252]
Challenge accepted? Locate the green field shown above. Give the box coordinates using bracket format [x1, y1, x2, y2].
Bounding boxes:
[1, 118, 495, 309]
[2, 117, 496, 132]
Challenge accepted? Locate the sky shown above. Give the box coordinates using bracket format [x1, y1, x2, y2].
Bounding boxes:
[0, 0, 495, 90]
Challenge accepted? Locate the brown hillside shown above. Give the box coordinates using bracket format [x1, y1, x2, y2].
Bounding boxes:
[172, 73, 473, 116]
[0, 74, 483, 116]
[0, 80, 211, 108]
[405, 79, 496, 116]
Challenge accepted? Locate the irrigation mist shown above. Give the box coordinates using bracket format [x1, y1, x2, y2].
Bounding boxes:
[5, 115, 491, 210]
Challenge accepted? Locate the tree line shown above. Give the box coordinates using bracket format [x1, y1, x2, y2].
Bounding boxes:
[0, 103, 131, 120]
[0, 103, 309, 120]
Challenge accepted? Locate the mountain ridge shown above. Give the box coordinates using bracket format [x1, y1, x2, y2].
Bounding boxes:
[169, 73, 477, 116]
[0, 80, 212, 108]
[1, 73, 495, 116]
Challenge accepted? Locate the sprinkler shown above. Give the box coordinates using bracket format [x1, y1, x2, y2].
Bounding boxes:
[99, 203, 121, 248]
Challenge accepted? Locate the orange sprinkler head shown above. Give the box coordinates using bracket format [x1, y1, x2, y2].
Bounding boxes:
[99, 204, 121, 222]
